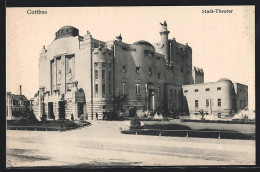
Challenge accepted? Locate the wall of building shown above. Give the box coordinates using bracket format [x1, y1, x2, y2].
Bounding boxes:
[182, 80, 234, 119]
[192, 67, 204, 84]
[233, 82, 248, 111]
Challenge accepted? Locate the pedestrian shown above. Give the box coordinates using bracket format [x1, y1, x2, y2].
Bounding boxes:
[96, 112, 98, 120]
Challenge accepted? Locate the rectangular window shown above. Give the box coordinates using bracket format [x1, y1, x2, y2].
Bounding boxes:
[102, 70, 105, 81]
[122, 66, 126, 73]
[217, 87, 221, 90]
[108, 71, 111, 81]
[158, 87, 160, 98]
[102, 84, 105, 97]
[195, 100, 198, 108]
[95, 70, 98, 79]
[218, 113, 221, 118]
[122, 82, 126, 94]
[218, 99, 221, 107]
[206, 99, 209, 107]
[170, 89, 173, 98]
[195, 89, 198, 92]
[205, 88, 210, 91]
[95, 84, 98, 95]
[184, 90, 188, 93]
[136, 67, 140, 74]
[149, 68, 152, 76]
[136, 84, 140, 95]
[157, 73, 160, 79]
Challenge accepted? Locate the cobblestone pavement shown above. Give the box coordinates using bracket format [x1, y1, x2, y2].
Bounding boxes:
[6, 120, 255, 167]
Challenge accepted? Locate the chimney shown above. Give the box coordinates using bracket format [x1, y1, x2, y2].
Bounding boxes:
[20, 85, 22, 95]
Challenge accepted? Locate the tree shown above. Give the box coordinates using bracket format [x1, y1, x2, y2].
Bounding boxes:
[198, 109, 208, 120]
[114, 93, 128, 113]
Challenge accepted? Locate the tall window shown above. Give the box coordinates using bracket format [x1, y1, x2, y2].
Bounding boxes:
[102, 84, 105, 97]
[157, 87, 160, 98]
[149, 68, 152, 76]
[122, 82, 126, 94]
[206, 99, 209, 107]
[102, 70, 105, 81]
[122, 66, 126, 73]
[109, 84, 111, 95]
[95, 84, 98, 95]
[218, 99, 221, 107]
[195, 100, 198, 108]
[136, 84, 140, 95]
[170, 89, 173, 98]
[157, 73, 160, 79]
[95, 70, 98, 79]
[136, 67, 140, 74]
[108, 71, 111, 81]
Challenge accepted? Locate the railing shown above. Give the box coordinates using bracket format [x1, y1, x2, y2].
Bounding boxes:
[7, 125, 77, 131]
[121, 128, 255, 140]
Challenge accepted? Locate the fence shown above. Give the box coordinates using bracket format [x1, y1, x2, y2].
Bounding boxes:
[121, 128, 255, 140]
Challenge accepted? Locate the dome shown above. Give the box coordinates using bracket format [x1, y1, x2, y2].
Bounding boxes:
[134, 40, 155, 49]
[59, 25, 77, 30]
[55, 25, 79, 40]
[218, 78, 232, 83]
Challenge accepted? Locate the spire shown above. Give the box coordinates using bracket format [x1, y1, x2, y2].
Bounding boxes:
[20, 85, 22, 95]
[116, 33, 122, 42]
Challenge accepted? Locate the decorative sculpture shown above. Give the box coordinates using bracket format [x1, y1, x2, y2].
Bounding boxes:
[160, 20, 167, 26]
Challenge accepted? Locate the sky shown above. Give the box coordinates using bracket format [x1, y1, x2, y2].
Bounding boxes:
[6, 6, 255, 110]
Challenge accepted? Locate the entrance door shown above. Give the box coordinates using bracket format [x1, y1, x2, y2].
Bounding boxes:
[58, 101, 65, 120]
[77, 102, 84, 118]
[149, 90, 155, 112]
[48, 102, 54, 119]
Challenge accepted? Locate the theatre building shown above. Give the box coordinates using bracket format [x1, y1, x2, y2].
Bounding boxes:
[33, 21, 247, 121]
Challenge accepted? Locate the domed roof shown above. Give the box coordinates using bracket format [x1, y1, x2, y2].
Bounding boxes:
[218, 78, 232, 83]
[58, 25, 77, 30]
[134, 40, 155, 49]
[55, 25, 79, 40]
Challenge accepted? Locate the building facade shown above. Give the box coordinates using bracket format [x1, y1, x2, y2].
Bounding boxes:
[182, 78, 248, 119]
[33, 21, 248, 121]
[33, 21, 205, 120]
[6, 85, 30, 120]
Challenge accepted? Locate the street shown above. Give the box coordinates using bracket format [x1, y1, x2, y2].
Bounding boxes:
[6, 120, 255, 167]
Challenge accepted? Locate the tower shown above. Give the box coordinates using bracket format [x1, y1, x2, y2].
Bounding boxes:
[159, 20, 170, 64]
